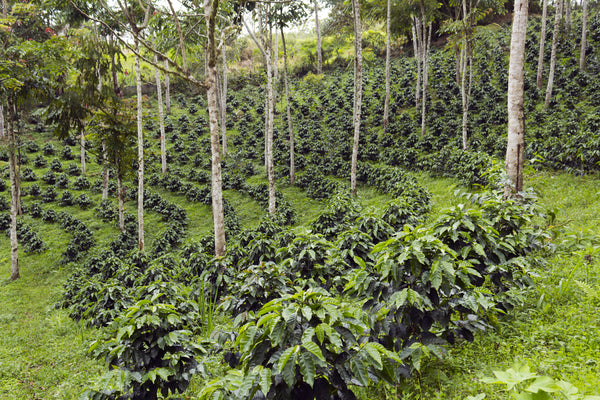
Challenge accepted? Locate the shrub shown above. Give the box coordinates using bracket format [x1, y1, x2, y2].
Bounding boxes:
[32, 155, 47, 168]
[21, 168, 37, 182]
[59, 191, 74, 206]
[50, 158, 63, 172]
[42, 143, 55, 156]
[73, 176, 91, 190]
[41, 186, 57, 203]
[55, 173, 70, 189]
[61, 146, 75, 160]
[76, 193, 94, 209]
[83, 285, 206, 400]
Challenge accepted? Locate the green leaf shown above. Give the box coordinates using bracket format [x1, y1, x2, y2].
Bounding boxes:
[525, 376, 561, 393]
[315, 323, 325, 344]
[257, 366, 272, 396]
[351, 356, 369, 386]
[278, 346, 298, 388]
[302, 341, 325, 362]
[299, 352, 316, 387]
[363, 343, 383, 370]
[301, 305, 313, 321]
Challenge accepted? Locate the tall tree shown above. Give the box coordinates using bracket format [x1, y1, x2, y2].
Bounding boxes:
[545, 0, 563, 108]
[205, 0, 226, 255]
[221, 31, 228, 158]
[115, 1, 152, 251]
[350, 0, 363, 196]
[505, 0, 529, 197]
[164, 58, 171, 114]
[580, 0, 588, 70]
[536, 0, 548, 89]
[154, 54, 167, 174]
[244, 9, 276, 214]
[314, 0, 323, 74]
[383, 0, 391, 129]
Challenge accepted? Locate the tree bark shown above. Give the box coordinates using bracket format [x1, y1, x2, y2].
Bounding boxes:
[164, 58, 171, 114]
[412, 18, 421, 110]
[221, 33, 228, 158]
[80, 131, 86, 175]
[154, 55, 167, 175]
[0, 105, 4, 139]
[206, 0, 226, 256]
[536, 0, 548, 89]
[315, 0, 323, 75]
[116, 162, 125, 232]
[102, 141, 109, 200]
[565, 0, 571, 32]
[580, 0, 588, 70]
[383, 0, 391, 129]
[461, 0, 473, 151]
[421, 22, 432, 137]
[265, 24, 276, 214]
[2, 0, 7, 19]
[7, 105, 19, 280]
[134, 39, 145, 251]
[350, 0, 363, 197]
[505, 0, 529, 198]
[281, 27, 295, 185]
[545, 0, 563, 108]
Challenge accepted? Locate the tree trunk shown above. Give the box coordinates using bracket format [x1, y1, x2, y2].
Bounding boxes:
[134, 39, 145, 251]
[102, 141, 109, 200]
[421, 22, 432, 137]
[412, 18, 421, 109]
[80, 131, 86, 175]
[383, 0, 391, 129]
[265, 31, 276, 214]
[154, 55, 167, 175]
[580, 0, 588, 70]
[2, 0, 7, 19]
[0, 105, 4, 138]
[545, 0, 563, 108]
[461, 0, 473, 151]
[110, 35, 120, 96]
[221, 34, 228, 158]
[164, 58, 171, 114]
[206, 0, 226, 256]
[565, 0, 571, 32]
[315, 0, 323, 75]
[350, 0, 363, 197]
[505, 0, 529, 198]
[7, 105, 19, 280]
[116, 163, 125, 232]
[536, 0, 548, 89]
[282, 27, 295, 185]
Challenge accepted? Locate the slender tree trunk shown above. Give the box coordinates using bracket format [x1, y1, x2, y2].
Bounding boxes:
[350, 0, 363, 197]
[154, 55, 167, 174]
[206, 0, 226, 256]
[545, 0, 563, 108]
[7, 105, 19, 280]
[134, 39, 145, 251]
[102, 141, 109, 200]
[315, 0, 323, 74]
[164, 58, 171, 114]
[505, 0, 529, 197]
[421, 22, 432, 137]
[2, 0, 7, 18]
[78, 130, 86, 175]
[565, 0, 571, 32]
[383, 0, 392, 129]
[461, 0, 472, 150]
[273, 29, 279, 80]
[580, 0, 588, 70]
[265, 25, 276, 214]
[221, 34, 228, 158]
[281, 27, 295, 185]
[110, 35, 120, 96]
[412, 19, 421, 109]
[0, 105, 4, 139]
[116, 164, 125, 232]
[536, 0, 548, 89]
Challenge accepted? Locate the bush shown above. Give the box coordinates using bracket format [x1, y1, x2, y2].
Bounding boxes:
[76, 193, 94, 209]
[50, 158, 63, 172]
[73, 176, 91, 190]
[55, 173, 70, 189]
[41, 186, 57, 203]
[59, 191, 74, 206]
[83, 284, 205, 400]
[61, 146, 75, 160]
[32, 155, 47, 168]
[21, 168, 37, 182]
[42, 143, 55, 156]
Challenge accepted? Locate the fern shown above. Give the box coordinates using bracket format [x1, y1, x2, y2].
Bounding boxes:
[575, 280, 600, 303]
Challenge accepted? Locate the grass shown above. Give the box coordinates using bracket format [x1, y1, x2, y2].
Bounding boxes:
[3, 129, 600, 399]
